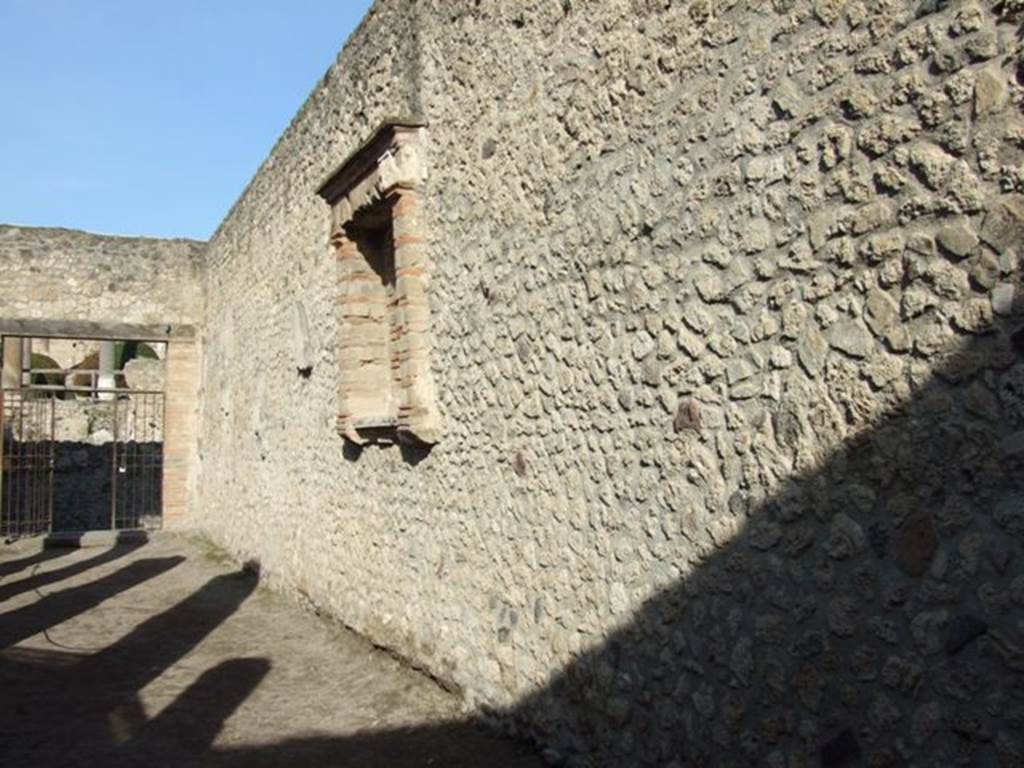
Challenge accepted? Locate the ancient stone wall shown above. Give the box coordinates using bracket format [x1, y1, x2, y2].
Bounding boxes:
[197, 0, 428, 567]
[199, 1, 1024, 765]
[0, 225, 204, 326]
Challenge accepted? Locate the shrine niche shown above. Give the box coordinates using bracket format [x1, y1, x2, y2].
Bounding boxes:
[317, 122, 440, 446]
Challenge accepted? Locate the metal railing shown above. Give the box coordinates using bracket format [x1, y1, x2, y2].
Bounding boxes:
[0, 389, 54, 538]
[1, 382, 165, 537]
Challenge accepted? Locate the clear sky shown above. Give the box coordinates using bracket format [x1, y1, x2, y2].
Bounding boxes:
[0, 1, 373, 240]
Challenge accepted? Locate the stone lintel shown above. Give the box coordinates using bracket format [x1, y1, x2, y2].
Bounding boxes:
[316, 119, 427, 206]
[0, 318, 196, 342]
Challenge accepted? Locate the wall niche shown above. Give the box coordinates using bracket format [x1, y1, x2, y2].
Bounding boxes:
[317, 121, 441, 447]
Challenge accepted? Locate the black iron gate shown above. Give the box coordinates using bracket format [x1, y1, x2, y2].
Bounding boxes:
[110, 389, 165, 531]
[0, 389, 54, 538]
[1, 385, 165, 538]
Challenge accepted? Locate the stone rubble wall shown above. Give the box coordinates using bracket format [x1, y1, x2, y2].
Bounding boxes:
[0, 225, 202, 531]
[0, 225, 204, 326]
[199, 1, 1024, 765]
[197, 0, 427, 568]
[44, 397, 164, 445]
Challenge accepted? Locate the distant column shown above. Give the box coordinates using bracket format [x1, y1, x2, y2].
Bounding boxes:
[20, 339, 32, 386]
[97, 340, 116, 398]
[1, 337, 22, 389]
[163, 339, 200, 530]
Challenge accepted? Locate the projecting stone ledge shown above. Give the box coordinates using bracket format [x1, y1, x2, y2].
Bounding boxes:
[0, 318, 196, 342]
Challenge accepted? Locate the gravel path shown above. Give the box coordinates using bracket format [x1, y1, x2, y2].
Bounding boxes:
[0, 533, 542, 767]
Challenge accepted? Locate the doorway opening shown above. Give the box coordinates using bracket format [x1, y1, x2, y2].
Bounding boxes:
[1, 336, 166, 537]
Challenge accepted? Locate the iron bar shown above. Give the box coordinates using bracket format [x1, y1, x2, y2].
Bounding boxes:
[110, 395, 118, 531]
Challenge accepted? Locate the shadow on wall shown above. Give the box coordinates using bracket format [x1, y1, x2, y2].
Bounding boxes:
[500, 312, 1024, 767]
[1, 313, 1021, 768]
[201, 301, 1024, 768]
[341, 436, 435, 466]
[49, 440, 164, 532]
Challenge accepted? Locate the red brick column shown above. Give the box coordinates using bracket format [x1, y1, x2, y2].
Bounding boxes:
[162, 339, 199, 529]
[391, 188, 440, 445]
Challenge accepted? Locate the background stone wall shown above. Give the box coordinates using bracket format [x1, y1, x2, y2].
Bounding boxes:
[0, 225, 204, 326]
[0, 225, 203, 531]
[199, 1, 1024, 765]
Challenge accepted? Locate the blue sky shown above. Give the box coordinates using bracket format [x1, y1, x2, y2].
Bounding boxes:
[0, 1, 373, 240]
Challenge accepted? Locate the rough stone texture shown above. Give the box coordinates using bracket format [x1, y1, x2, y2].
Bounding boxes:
[154, 0, 1024, 765]
[124, 356, 166, 392]
[0, 225, 204, 326]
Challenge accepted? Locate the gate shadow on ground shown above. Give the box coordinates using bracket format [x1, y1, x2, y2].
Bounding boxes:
[0, 544, 69, 578]
[0, 555, 184, 648]
[0, 316, 1021, 767]
[0, 550, 542, 768]
[0, 563, 261, 767]
[0, 537, 147, 603]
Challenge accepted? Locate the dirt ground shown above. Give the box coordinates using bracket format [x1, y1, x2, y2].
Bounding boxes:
[0, 533, 544, 768]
